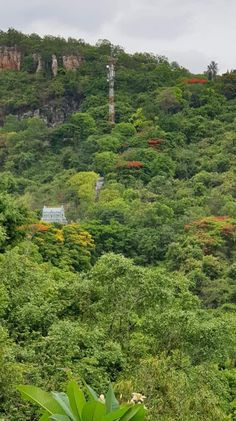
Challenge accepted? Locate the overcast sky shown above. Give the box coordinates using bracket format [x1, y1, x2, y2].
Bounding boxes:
[0, 0, 235, 73]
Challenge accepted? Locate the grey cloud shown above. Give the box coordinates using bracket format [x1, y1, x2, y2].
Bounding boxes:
[118, 11, 192, 40]
[0, 0, 120, 33]
[167, 50, 210, 73]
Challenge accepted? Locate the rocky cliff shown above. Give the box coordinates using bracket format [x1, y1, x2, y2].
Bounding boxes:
[0, 46, 83, 74]
[17, 97, 82, 126]
[0, 46, 84, 126]
[62, 55, 83, 71]
[0, 47, 21, 71]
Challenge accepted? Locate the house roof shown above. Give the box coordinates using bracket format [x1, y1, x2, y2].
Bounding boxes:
[43, 206, 65, 213]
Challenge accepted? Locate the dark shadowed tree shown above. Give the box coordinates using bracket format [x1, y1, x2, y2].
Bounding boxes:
[206, 61, 218, 81]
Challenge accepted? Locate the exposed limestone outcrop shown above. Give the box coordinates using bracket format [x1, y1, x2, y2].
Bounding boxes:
[0, 46, 84, 73]
[62, 55, 83, 71]
[33, 53, 43, 73]
[0, 47, 21, 71]
[51, 54, 58, 76]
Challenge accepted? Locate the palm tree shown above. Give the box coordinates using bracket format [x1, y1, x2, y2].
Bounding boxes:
[206, 61, 218, 81]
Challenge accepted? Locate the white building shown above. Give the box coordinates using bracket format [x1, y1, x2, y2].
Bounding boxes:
[41, 206, 67, 224]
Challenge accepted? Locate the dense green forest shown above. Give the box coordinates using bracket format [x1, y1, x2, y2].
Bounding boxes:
[2, 28, 236, 420]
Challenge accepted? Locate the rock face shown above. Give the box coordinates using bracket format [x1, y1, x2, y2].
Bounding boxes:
[0, 47, 21, 71]
[0, 47, 84, 73]
[62, 55, 83, 71]
[17, 97, 83, 126]
[33, 53, 43, 73]
[51, 54, 58, 76]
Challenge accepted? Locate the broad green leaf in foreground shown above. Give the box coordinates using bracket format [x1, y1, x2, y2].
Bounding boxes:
[102, 406, 131, 421]
[105, 383, 120, 414]
[67, 380, 86, 420]
[82, 400, 106, 421]
[84, 383, 99, 401]
[17, 385, 64, 415]
[120, 405, 145, 421]
[50, 415, 71, 421]
[52, 392, 77, 421]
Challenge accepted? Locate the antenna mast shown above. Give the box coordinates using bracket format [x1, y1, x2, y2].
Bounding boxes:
[106, 48, 116, 125]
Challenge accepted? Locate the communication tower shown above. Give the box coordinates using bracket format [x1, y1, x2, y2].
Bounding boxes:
[106, 51, 116, 125]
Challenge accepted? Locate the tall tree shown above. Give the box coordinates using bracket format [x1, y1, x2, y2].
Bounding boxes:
[206, 61, 218, 81]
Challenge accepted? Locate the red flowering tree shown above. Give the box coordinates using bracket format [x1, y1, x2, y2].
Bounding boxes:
[185, 78, 208, 84]
[126, 161, 144, 168]
[147, 139, 165, 149]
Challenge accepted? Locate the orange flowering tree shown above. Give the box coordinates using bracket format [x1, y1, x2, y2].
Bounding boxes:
[184, 216, 236, 255]
[19, 223, 95, 271]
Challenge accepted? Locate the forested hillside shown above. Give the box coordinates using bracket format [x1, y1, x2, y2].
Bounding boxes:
[1, 29, 236, 420]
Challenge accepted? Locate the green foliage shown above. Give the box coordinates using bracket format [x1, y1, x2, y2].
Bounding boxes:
[112, 123, 136, 138]
[0, 193, 31, 249]
[68, 171, 99, 216]
[128, 353, 230, 421]
[155, 87, 185, 114]
[93, 151, 117, 175]
[70, 113, 97, 141]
